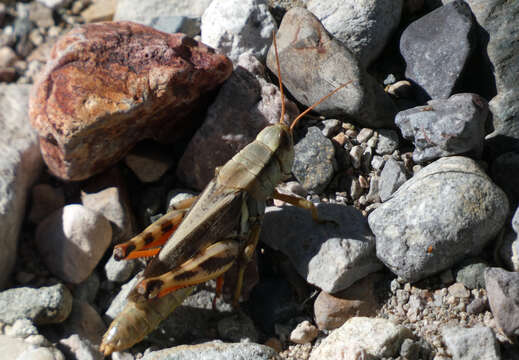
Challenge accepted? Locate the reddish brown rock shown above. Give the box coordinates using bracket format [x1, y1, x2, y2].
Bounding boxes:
[29, 21, 232, 181]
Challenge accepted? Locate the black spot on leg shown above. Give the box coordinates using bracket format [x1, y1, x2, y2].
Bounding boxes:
[174, 270, 197, 282]
[161, 222, 173, 234]
[143, 233, 154, 244]
[199, 256, 235, 273]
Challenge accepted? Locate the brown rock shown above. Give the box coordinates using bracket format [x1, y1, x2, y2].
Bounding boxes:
[314, 273, 380, 330]
[30, 21, 233, 181]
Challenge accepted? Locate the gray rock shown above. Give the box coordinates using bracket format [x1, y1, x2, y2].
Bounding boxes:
[74, 272, 100, 305]
[310, 317, 413, 359]
[376, 129, 400, 155]
[140, 341, 281, 360]
[395, 93, 488, 163]
[307, 0, 403, 65]
[442, 326, 500, 360]
[319, 119, 341, 138]
[114, 0, 212, 23]
[149, 16, 201, 37]
[369, 156, 509, 282]
[217, 313, 259, 343]
[454, 259, 487, 289]
[474, 0, 519, 156]
[35, 205, 112, 284]
[491, 152, 519, 210]
[499, 205, 519, 272]
[59, 334, 103, 360]
[176, 53, 298, 190]
[400, 0, 477, 101]
[0, 84, 42, 288]
[104, 254, 136, 283]
[379, 158, 408, 202]
[201, 0, 277, 63]
[292, 127, 336, 193]
[260, 203, 382, 293]
[485, 267, 519, 339]
[0, 284, 72, 325]
[63, 301, 106, 346]
[124, 143, 175, 183]
[266, 8, 397, 128]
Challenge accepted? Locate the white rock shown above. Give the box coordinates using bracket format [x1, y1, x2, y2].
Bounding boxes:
[114, 0, 212, 24]
[310, 317, 413, 359]
[36, 0, 72, 10]
[201, 0, 277, 63]
[307, 0, 403, 65]
[0, 85, 42, 288]
[290, 320, 319, 344]
[35, 205, 112, 284]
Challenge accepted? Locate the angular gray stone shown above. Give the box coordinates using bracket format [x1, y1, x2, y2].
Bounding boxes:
[0, 284, 72, 325]
[114, 0, 212, 23]
[266, 7, 397, 128]
[140, 341, 281, 360]
[376, 129, 400, 155]
[499, 205, 519, 272]
[442, 326, 500, 360]
[201, 0, 277, 63]
[0, 84, 42, 288]
[400, 0, 476, 101]
[485, 267, 519, 339]
[176, 53, 298, 190]
[292, 127, 336, 193]
[260, 203, 382, 293]
[104, 254, 136, 283]
[307, 0, 403, 65]
[379, 158, 408, 202]
[369, 156, 509, 282]
[454, 259, 487, 289]
[395, 93, 488, 163]
[63, 301, 106, 346]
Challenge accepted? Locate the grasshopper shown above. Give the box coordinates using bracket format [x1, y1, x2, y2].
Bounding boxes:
[100, 33, 351, 355]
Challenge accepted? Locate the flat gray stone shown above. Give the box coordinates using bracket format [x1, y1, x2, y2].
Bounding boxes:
[379, 158, 408, 202]
[260, 203, 382, 293]
[0, 84, 42, 288]
[442, 326, 500, 360]
[485, 267, 519, 339]
[369, 156, 509, 282]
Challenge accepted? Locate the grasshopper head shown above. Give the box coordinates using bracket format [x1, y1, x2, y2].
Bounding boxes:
[255, 122, 294, 180]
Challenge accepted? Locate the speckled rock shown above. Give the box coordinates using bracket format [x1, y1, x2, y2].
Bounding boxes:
[260, 203, 382, 293]
[292, 127, 336, 193]
[310, 317, 413, 359]
[485, 267, 519, 340]
[442, 326, 500, 360]
[266, 7, 397, 128]
[176, 53, 298, 190]
[0, 84, 42, 288]
[29, 21, 232, 181]
[35, 204, 112, 284]
[0, 284, 72, 325]
[369, 156, 508, 282]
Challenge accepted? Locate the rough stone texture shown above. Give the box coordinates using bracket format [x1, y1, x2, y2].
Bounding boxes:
[63, 300, 106, 346]
[454, 259, 487, 289]
[266, 7, 397, 128]
[104, 254, 136, 283]
[369, 156, 509, 282]
[35, 204, 112, 284]
[201, 0, 277, 63]
[29, 21, 233, 181]
[499, 205, 519, 272]
[442, 326, 500, 360]
[289, 320, 318, 344]
[473, 0, 519, 156]
[401, 0, 476, 101]
[0, 335, 64, 360]
[310, 317, 413, 359]
[314, 273, 380, 330]
[485, 267, 519, 340]
[140, 341, 281, 360]
[260, 203, 382, 293]
[0, 284, 72, 325]
[176, 53, 298, 190]
[376, 129, 400, 155]
[307, 0, 403, 65]
[0, 84, 42, 288]
[292, 126, 336, 193]
[114, 0, 212, 23]
[379, 158, 408, 202]
[395, 93, 488, 163]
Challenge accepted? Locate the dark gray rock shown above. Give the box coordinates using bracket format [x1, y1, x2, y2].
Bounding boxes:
[260, 203, 382, 293]
[0, 85, 42, 288]
[400, 0, 476, 101]
[379, 158, 408, 202]
[266, 7, 397, 128]
[140, 341, 281, 360]
[396, 93, 488, 163]
[491, 152, 519, 210]
[0, 284, 72, 325]
[442, 326, 500, 360]
[217, 313, 259, 343]
[499, 205, 519, 272]
[485, 267, 519, 340]
[376, 129, 400, 155]
[292, 127, 337, 193]
[454, 259, 488, 289]
[369, 156, 508, 282]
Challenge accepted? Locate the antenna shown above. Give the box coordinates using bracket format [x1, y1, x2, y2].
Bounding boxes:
[272, 31, 285, 125]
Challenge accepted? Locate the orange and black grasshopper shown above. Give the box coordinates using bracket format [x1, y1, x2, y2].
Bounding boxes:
[100, 33, 351, 355]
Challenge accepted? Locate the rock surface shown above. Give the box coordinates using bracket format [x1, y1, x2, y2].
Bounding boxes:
[260, 203, 382, 293]
[29, 21, 232, 180]
[442, 326, 500, 360]
[485, 267, 519, 340]
[114, 0, 212, 23]
[266, 7, 397, 128]
[369, 156, 508, 282]
[0, 84, 42, 288]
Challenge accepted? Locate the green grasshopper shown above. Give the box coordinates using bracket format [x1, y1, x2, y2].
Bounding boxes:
[100, 34, 350, 355]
